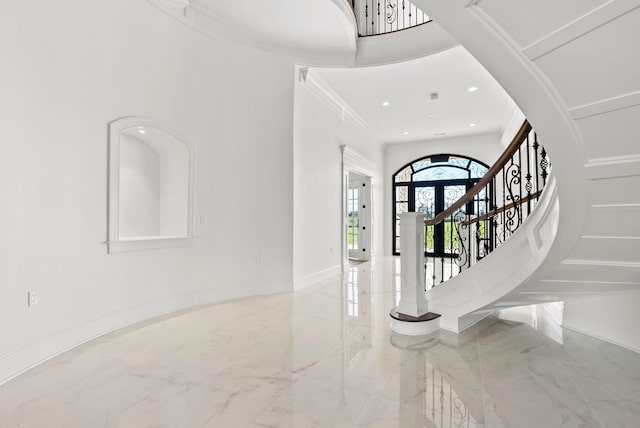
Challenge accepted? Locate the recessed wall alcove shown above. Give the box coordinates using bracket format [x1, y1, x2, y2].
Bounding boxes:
[108, 117, 194, 253]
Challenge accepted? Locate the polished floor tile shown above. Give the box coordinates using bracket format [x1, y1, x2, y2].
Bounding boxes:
[0, 258, 638, 427]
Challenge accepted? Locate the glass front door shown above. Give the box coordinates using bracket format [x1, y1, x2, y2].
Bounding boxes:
[409, 182, 470, 257]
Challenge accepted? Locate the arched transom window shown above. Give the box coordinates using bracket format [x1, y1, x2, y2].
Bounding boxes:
[393, 154, 489, 255]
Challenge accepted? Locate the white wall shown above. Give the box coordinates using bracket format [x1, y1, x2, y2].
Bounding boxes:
[293, 71, 383, 289]
[383, 133, 504, 255]
[0, 0, 295, 383]
[156, 136, 190, 237]
[119, 134, 161, 237]
[564, 291, 640, 353]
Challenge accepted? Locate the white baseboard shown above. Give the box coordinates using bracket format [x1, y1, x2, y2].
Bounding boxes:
[0, 281, 291, 386]
[294, 264, 342, 291]
[562, 323, 640, 355]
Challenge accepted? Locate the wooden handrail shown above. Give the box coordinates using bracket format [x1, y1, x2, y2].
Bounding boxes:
[460, 190, 543, 226]
[425, 120, 532, 227]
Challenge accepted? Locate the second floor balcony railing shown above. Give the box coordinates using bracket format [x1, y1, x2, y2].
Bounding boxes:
[350, 0, 431, 36]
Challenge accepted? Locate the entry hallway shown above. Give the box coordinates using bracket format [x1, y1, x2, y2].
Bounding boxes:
[0, 259, 638, 427]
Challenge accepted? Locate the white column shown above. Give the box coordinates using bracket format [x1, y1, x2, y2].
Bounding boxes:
[397, 212, 429, 317]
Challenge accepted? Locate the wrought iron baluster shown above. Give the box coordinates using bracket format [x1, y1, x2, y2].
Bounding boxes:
[540, 145, 549, 187]
[533, 134, 540, 201]
[518, 141, 523, 227]
[525, 132, 532, 216]
[501, 166, 506, 243]
[365, 2, 369, 36]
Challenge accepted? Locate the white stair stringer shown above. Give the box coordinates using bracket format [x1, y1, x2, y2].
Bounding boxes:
[411, 0, 640, 331]
[427, 175, 560, 333]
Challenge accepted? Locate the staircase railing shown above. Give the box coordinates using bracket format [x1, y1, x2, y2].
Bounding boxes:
[423, 120, 550, 289]
[350, 0, 431, 37]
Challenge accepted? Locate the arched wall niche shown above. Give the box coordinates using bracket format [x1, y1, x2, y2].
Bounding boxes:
[108, 117, 194, 253]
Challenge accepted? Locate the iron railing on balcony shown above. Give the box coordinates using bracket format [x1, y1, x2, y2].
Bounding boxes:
[422, 121, 550, 289]
[350, 0, 431, 37]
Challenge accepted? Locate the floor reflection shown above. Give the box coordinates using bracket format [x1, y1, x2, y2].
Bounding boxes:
[345, 261, 373, 363]
[498, 303, 564, 345]
[391, 334, 483, 428]
[0, 258, 638, 427]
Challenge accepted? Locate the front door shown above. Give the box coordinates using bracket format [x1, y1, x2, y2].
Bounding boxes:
[412, 181, 470, 257]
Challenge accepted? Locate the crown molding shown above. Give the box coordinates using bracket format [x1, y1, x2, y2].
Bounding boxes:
[147, 0, 357, 67]
[302, 69, 378, 142]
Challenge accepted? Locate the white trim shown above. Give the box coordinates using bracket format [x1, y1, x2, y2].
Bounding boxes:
[107, 237, 194, 254]
[562, 259, 640, 268]
[523, 0, 640, 60]
[585, 154, 640, 179]
[563, 323, 640, 355]
[303, 70, 377, 142]
[582, 235, 640, 241]
[107, 117, 195, 254]
[390, 316, 441, 336]
[148, 0, 358, 67]
[0, 281, 291, 386]
[570, 90, 640, 120]
[539, 279, 640, 285]
[294, 264, 342, 291]
[341, 145, 377, 178]
[464, 3, 590, 164]
[353, 21, 458, 67]
[591, 203, 640, 209]
[341, 146, 377, 266]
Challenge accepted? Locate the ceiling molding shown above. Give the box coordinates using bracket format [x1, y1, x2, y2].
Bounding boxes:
[341, 145, 377, 178]
[523, 0, 640, 60]
[569, 90, 640, 119]
[302, 69, 378, 142]
[147, 0, 357, 66]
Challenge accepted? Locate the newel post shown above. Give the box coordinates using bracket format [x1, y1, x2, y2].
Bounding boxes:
[397, 212, 429, 317]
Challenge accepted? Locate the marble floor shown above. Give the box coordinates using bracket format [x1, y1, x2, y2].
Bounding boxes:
[1, 258, 639, 427]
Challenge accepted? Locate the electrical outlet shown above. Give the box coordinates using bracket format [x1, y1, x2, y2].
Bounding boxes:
[28, 291, 39, 307]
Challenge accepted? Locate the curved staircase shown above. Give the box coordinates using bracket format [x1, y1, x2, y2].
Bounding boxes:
[406, 0, 640, 332]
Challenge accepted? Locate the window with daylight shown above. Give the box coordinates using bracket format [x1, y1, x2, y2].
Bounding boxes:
[392, 154, 489, 255]
[347, 186, 359, 251]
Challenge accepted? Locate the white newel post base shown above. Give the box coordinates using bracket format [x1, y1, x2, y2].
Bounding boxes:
[390, 212, 441, 336]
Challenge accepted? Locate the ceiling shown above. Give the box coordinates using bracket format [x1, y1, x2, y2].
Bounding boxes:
[157, 0, 356, 55]
[313, 45, 519, 144]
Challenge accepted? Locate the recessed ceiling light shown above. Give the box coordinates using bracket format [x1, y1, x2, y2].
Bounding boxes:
[428, 114, 437, 118]
[470, 123, 476, 127]
[138, 128, 146, 134]
[467, 86, 478, 92]
[403, 131, 409, 135]
[382, 101, 390, 106]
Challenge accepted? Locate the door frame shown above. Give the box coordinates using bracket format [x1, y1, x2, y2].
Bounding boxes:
[341, 145, 376, 271]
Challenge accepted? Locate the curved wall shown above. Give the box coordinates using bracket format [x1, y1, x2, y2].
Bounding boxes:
[0, 0, 295, 383]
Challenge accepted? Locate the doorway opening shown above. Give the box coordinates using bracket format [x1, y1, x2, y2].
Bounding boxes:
[347, 171, 371, 261]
